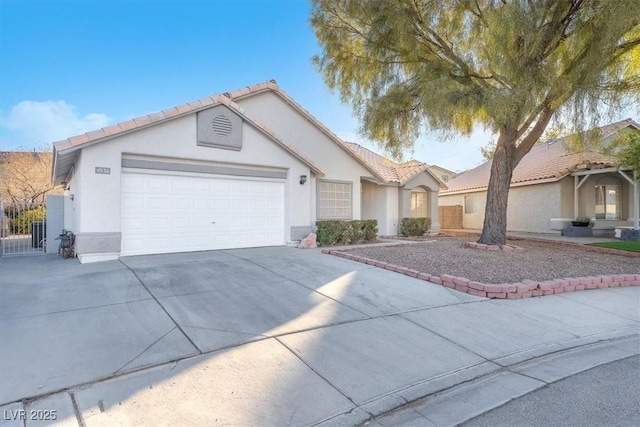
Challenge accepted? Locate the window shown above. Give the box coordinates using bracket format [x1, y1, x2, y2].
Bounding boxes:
[595, 185, 621, 220]
[441, 175, 449, 183]
[464, 195, 479, 214]
[411, 192, 428, 217]
[318, 180, 352, 219]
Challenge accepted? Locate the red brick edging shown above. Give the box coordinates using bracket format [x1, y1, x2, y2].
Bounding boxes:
[321, 249, 640, 299]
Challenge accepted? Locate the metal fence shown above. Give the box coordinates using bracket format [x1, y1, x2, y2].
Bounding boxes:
[0, 201, 47, 256]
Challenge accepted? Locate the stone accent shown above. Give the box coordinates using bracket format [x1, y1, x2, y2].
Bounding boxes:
[562, 227, 593, 237]
[322, 250, 640, 300]
[298, 233, 318, 249]
[621, 229, 640, 241]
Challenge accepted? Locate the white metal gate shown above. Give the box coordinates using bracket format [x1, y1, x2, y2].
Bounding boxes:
[0, 201, 47, 256]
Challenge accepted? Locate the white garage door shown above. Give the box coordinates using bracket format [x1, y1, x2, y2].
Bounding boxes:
[121, 172, 285, 256]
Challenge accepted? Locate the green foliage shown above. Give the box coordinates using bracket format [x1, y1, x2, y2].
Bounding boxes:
[11, 205, 46, 234]
[311, 0, 640, 244]
[589, 241, 640, 252]
[316, 219, 378, 246]
[608, 130, 640, 180]
[400, 217, 431, 237]
[312, 1, 640, 149]
[479, 140, 496, 161]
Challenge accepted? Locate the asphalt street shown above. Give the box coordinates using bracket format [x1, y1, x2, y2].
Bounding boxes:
[462, 355, 640, 427]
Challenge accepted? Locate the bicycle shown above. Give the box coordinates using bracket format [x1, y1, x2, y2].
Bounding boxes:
[56, 229, 75, 259]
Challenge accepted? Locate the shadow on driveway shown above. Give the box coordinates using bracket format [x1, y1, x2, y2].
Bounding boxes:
[1, 247, 637, 425]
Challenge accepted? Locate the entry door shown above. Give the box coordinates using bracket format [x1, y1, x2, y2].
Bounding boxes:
[121, 172, 285, 256]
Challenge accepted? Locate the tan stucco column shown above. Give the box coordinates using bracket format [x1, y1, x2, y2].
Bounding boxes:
[429, 190, 440, 234]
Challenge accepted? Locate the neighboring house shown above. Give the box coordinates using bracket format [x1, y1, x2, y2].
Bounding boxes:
[51, 80, 444, 263]
[428, 164, 457, 183]
[439, 119, 640, 236]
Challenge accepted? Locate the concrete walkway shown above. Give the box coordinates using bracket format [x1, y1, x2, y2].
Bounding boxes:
[0, 247, 638, 426]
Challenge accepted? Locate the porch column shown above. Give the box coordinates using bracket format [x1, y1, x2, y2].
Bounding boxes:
[632, 180, 639, 230]
[618, 171, 639, 230]
[574, 175, 590, 218]
[429, 190, 440, 234]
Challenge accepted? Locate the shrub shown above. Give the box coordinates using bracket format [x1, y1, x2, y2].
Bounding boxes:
[11, 205, 46, 234]
[360, 220, 378, 242]
[316, 219, 378, 246]
[400, 217, 431, 237]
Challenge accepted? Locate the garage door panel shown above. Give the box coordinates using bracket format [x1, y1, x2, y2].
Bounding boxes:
[122, 196, 145, 211]
[193, 198, 210, 210]
[148, 217, 170, 229]
[148, 176, 170, 191]
[121, 172, 285, 256]
[147, 197, 169, 210]
[122, 216, 146, 230]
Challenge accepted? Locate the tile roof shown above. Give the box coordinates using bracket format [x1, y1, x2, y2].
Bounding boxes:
[441, 119, 639, 194]
[51, 79, 447, 188]
[344, 142, 445, 186]
[51, 90, 325, 185]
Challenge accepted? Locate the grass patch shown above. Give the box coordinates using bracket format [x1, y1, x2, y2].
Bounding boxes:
[588, 241, 640, 253]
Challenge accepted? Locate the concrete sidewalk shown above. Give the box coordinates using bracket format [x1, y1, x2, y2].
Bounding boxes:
[0, 248, 638, 426]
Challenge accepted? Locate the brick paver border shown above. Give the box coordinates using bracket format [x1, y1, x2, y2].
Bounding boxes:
[322, 249, 640, 299]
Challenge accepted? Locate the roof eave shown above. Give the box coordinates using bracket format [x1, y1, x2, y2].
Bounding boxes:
[51, 93, 325, 183]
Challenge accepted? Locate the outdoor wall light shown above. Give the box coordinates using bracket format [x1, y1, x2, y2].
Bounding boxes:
[300, 175, 307, 185]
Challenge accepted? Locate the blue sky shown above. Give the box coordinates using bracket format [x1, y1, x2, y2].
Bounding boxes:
[1, 1, 634, 172]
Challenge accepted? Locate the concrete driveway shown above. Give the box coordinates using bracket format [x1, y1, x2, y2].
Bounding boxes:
[1, 247, 638, 426]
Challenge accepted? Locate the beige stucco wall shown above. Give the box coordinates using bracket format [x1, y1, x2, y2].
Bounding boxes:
[236, 92, 377, 221]
[74, 111, 313, 259]
[403, 172, 442, 233]
[439, 183, 561, 233]
[506, 183, 562, 233]
[440, 184, 563, 233]
[439, 191, 486, 230]
[361, 181, 400, 235]
[64, 153, 81, 233]
[440, 174, 635, 234]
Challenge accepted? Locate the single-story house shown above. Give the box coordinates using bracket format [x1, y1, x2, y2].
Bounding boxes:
[428, 164, 457, 183]
[52, 80, 444, 263]
[439, 118, 640, 236]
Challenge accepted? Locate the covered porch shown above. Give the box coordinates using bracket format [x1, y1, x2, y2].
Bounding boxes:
[569, 166, 639, 239]
[361, 174, 441, 236]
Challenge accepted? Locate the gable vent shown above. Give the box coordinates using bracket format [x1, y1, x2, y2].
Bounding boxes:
[211, 114, 233, 137]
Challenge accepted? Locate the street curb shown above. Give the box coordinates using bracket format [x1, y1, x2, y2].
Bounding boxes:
[315, 334, 640, 426]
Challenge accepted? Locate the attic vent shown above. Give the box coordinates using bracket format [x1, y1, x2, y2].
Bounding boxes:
[211, 114, 232, 136]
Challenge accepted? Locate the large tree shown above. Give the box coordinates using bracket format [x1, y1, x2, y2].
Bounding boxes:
[311, 0, 640, 244]
[0, 151, 57, 204]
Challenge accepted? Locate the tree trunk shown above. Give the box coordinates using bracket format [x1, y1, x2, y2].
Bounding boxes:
[478, 131, 518, 246]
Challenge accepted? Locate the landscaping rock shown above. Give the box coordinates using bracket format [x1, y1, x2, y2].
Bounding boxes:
[298, 233, 317, 249]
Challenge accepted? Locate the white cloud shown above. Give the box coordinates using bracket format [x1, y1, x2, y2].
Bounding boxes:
[1, 100, 111, 148]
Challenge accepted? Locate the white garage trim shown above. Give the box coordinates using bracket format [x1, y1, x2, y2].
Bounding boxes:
[120, 171, 286, 256]
[121, 158, 287, 180]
